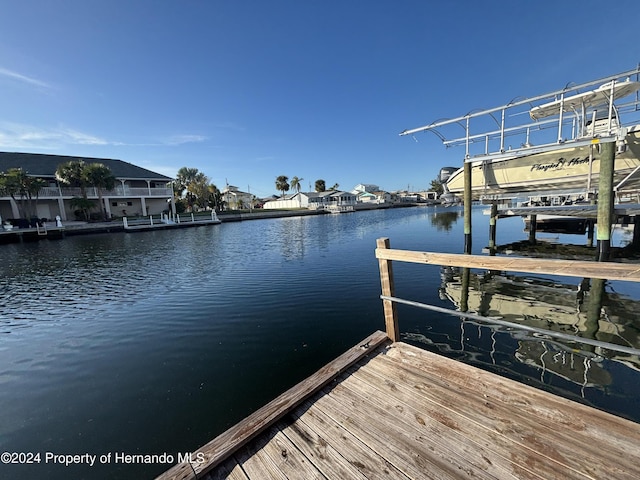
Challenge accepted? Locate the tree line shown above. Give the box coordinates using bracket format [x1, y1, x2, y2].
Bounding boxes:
[274, 176, 340, 198]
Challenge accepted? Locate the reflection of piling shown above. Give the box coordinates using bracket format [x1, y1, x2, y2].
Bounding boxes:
[488, 203, 497, 255]
[464, 161, 472, 254]
[528, 214, 537, 245]
[587, 220, 595, 248]
[460, 267, 470, 313]
[584, 278, 605, 352]
[632, 216, 640, 251]
[596, 141, 616, 261]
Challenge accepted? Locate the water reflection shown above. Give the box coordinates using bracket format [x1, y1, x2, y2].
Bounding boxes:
[403, 266, 640, 415]
[438, 267, 640, 357]
[429, 209, 460, 231]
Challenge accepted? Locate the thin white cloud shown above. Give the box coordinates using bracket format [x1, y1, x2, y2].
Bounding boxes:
[165, 134, 207, 145]
[0, 122, 109, 149]
[0, 122, 210, 151]
[0, 67, 51, 89]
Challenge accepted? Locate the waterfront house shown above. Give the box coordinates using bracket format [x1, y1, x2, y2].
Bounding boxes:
[263, 191, 358, 210]
[221, 185, 254, 210]
[0, 152, 173, 222]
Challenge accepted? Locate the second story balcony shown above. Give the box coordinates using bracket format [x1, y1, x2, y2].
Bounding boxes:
[37, 186, 173, 198]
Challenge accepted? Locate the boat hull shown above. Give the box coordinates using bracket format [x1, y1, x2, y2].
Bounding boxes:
[445, 129, 640, 199]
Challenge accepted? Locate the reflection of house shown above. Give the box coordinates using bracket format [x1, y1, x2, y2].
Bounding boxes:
[263, 191, 357, 210]
[221, 185, 253, 210]
[0, 152, 173, 221]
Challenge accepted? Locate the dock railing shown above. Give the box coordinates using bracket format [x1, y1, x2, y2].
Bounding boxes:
[375, 237, 640, 355]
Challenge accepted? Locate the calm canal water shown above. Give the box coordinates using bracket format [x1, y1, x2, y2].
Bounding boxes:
[1, 206, 639, 479]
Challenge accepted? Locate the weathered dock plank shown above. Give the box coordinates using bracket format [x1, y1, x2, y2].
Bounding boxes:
[367, 346, 633, 479]
[160, 335, 640, 480]
[289, 399, 408, 479]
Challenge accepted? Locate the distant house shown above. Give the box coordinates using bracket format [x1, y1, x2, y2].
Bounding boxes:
[356, 190, 391, 204]
[0, 152, 173, 222]
[221, 185, 254, 210]
[263, 191, 357, 210]
[417, 190, 439, 203]
[352, 184, 380, 194]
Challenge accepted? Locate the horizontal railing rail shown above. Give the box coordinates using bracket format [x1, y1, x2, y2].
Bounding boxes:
[8, 186, 174, 199]
[375, 237, 640, 356]
[123, 211, 220, 229]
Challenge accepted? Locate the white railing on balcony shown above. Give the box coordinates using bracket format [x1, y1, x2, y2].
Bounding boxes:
[34, 186, 172, 198]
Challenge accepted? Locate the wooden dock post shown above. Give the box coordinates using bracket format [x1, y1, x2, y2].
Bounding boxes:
[376, 237, 399, 342]
[528, 214, 537, 245]
[488, 203, 497, 255]
[596, 141, 616, 261]
[463, 161, 472, 254]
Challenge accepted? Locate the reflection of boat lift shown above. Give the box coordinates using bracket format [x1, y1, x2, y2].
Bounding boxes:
[439, 267, 640, 377]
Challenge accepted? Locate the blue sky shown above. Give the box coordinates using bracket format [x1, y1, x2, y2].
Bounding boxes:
[1, 1, 638, 198]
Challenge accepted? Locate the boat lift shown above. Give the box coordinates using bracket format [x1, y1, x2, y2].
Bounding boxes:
[400, 66, 640, 259]
[400, 66, 640, 166]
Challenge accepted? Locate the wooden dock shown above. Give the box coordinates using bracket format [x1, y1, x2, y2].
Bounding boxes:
[158, 241, 640, 480]
[158, 331, 640, 480]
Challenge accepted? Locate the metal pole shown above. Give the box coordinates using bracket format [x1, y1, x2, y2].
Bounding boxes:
[596, 141, 616, 261]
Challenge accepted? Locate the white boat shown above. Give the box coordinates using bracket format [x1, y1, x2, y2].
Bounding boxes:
[442, 80, 640, 200]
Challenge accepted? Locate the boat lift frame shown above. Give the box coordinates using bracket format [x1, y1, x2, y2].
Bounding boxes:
[400, 66, 640, 165]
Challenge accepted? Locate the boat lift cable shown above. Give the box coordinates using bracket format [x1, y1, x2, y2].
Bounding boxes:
[380, 294, 640, 357]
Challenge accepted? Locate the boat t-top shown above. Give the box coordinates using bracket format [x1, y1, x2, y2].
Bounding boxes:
[400, 67, 640, 203]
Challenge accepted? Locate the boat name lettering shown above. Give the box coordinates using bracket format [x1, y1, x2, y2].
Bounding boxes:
[530, 156, 590, 172]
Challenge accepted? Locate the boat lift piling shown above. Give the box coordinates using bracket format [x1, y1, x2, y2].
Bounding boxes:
[488, 202, 498, 253]
[597, 141, 616, 261]
[463, 162, 472, 253]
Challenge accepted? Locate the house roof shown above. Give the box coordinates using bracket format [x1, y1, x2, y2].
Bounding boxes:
[0, 152, 172, 181]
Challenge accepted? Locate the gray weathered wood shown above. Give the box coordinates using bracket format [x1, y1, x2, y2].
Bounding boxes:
[376, 237, 400, 341]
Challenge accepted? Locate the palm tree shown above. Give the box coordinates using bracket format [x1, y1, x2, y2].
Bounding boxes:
[84, 163, 116, 220]
[314, 179, 326, 192]
[56, 160, 89, 198]
[275, 175, 290, 198]
[0, 168, 47, 220]
[207, 183, 222, 212]
[329, 183, 339, 191]
[176, 167, 207, 212]
[175, 167, 200, 196]
[291, 176, 303, 206]
[69, 197, 96, 221]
